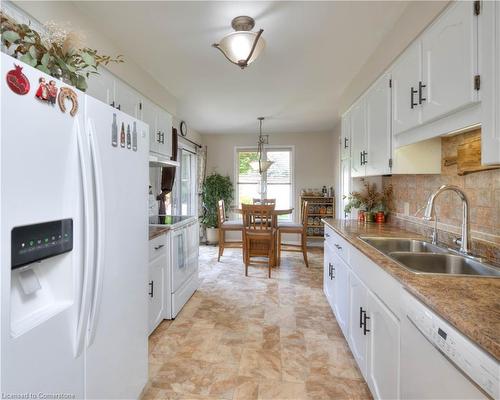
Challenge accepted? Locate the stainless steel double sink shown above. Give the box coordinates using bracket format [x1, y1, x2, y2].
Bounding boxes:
[360, 237, 500, 277]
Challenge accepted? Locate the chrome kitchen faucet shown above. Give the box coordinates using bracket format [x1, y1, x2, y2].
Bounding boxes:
[423, 185, 471, 255]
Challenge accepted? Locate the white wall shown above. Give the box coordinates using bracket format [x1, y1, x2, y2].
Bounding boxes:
[202, 131, 335, 222]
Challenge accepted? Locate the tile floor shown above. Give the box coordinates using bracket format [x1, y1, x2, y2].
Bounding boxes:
[143, 245, 371, 400]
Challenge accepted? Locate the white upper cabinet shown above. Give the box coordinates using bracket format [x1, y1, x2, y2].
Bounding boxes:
[392, 1, 480, 144]
[421, 1, 478, 124]
[86, 68, 115, 106]
[481, 0, 500, 165]
[391, 41, 422, 136]
[141, 99, 158, 154]
[365, 74, 392, 176]
[366, 290, 400, 400]
[350, 99, 366, 178]
[86, 68, 174, 159]
[340, 112, 351, 160]
[156, 109, 173, 159]
[114, 79, 141, 118]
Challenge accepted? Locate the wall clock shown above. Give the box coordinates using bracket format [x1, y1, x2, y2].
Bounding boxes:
[179, 121, 187, 137]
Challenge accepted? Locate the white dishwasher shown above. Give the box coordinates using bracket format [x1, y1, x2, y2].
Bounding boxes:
[401, 290, 499, 400]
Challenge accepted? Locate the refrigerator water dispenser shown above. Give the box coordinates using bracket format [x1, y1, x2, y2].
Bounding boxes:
[10, 219, 75, 337]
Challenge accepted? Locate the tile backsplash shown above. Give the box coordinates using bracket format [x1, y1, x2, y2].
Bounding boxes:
[382, 131, 500, 263]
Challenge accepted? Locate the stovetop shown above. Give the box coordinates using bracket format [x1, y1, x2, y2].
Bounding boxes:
[149, 215, 193, 225]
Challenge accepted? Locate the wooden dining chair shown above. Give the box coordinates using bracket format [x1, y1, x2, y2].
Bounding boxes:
[217, 199, 243, 261]
[242, 204, 276, 278]
[252, 198, 276, 206]
[277, 201, 309, 268]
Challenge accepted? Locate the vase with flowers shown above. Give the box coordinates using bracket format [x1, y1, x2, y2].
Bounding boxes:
[344, 183, 393, 223]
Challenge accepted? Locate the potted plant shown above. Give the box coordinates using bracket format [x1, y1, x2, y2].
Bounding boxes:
[344, 182, 392, 223]
[201, 172, 234, 244]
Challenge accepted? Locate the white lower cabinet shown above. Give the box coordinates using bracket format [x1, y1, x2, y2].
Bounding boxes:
[347, 272, 369, 378]
[323, 241, 335, 309]
[324, 228, 401, 399]
[332, 253, 350, 336]
[148, 234, 169, 334]
[366, 290, 400, 400]
[148, 255, 165, 334]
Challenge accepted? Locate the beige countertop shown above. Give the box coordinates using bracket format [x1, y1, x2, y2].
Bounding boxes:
[149, 226, 169, 240]
[322, 218, 500, 361]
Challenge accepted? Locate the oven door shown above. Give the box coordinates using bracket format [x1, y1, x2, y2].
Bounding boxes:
[171, 226, 188, 293]
[401, 315, 488, 400]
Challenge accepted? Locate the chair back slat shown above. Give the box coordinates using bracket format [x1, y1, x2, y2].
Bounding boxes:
[301, 201, 309, 227]
[217, 199, 226, 227]
[242, 204, 275, 231]
[252, 198, 276, 206]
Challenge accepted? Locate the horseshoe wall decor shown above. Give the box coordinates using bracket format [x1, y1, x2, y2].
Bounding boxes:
[58, 87, 79, 116]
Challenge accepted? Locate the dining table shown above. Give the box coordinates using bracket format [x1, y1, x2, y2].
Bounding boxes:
[231, 207, 294, 267]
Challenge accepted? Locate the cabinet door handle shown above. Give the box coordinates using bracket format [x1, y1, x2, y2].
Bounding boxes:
[157, 131, 162, 143]
[359, 307, 364, 328]
[334, 243, 342, 250]
[154, 244, 164, 250]
[362, 151, 368, 165]
[410, 87, 418, 109]
[148, 280, 154, 298]
[360, 151, 363, 166]
[110, 101, 115, 108]
[325, 233, 330, 238]
[363, 312, 371, 335]
[344, 137, 348, 149]
[418, 81, 426, 104]
[161, 132, 165, 144]
[328, 263, 332, 278]
[117, 104, 121, 110]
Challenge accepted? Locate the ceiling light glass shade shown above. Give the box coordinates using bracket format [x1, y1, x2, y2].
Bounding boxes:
[216, 31, 265, 68]
[250, 159, 274, 174]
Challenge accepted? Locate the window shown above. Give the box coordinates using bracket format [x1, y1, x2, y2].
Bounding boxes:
[172, 147, 198, 216]
[236, 147, 293, 219]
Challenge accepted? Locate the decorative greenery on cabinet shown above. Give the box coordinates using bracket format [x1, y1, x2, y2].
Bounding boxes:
[0, 12, 123, 91]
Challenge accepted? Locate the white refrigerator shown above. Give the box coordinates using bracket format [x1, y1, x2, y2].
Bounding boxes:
[0, 53, 149, 399]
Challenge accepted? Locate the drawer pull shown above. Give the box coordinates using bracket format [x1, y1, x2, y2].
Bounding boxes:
[148, 280, 154, 298]
[363, 312, 370, 335]
[154, 244, 164, 250]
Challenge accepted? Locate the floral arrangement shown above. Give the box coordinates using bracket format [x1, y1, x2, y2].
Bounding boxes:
[1, 13, 123, 91]
[344, 182, 393, 215]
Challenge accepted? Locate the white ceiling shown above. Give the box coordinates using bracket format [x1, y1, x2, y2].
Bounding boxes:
[74, 1, 409, 135]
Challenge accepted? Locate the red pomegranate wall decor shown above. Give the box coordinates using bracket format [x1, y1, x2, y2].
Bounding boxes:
[6, 64, 30, 95]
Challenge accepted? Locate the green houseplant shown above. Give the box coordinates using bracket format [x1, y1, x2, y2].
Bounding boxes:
[201, 172, 234, 244]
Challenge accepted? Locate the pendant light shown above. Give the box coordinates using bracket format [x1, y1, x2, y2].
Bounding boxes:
[250, 117, 273, 174]
[212, 16, 265, 69]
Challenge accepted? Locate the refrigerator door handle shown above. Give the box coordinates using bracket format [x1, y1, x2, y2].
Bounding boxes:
[87, 121, 106, 347]
[74, 118, 96, 357]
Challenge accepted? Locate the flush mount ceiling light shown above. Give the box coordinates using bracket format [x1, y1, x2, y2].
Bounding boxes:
[212, 16, 265, 69]
[250, 117, 273, 174]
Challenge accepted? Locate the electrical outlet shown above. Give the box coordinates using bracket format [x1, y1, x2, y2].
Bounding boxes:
[404, 202, 410, 216]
